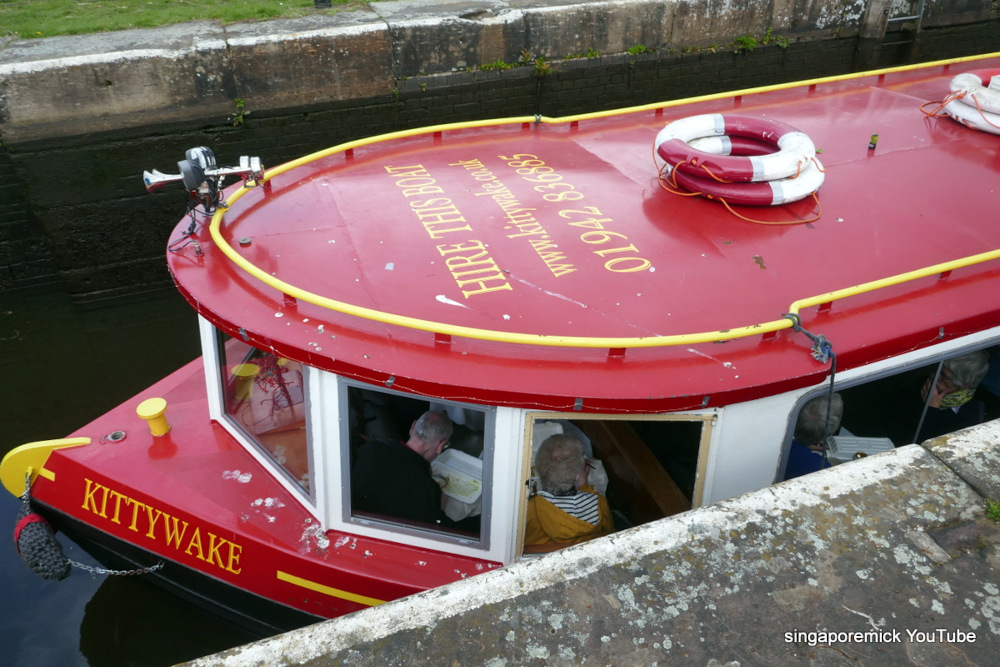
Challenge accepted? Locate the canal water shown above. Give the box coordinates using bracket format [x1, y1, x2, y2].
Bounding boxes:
[0, 289, 260, 665]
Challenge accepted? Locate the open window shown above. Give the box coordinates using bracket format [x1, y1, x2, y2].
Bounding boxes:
[215, 332, 313, 498]
[520, 414, 713, 556]
[340, 382, 494, 548]
[780, 345, 1000, 481]
[839, 347, 997, 447]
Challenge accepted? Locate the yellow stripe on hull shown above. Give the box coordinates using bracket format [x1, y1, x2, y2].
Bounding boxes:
[276, 570, 385, 608]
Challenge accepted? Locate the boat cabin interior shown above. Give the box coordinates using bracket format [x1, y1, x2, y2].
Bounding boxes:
[778, 342, 1000, 479]
[206, 312, 1000, 566]
[204, 320, 717, 563]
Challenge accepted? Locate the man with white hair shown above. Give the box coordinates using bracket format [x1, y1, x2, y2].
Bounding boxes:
[352, 410, 453, 524]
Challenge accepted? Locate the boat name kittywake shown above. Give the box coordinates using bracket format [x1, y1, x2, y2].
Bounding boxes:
[386, 164, 513, 298]
[81, 478, 243, 575]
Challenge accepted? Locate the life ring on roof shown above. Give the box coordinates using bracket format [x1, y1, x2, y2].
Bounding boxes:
[949, 70, 1000, 114]
[654, 114, 824, 206]
[942, 70, 1000, 135]
[655, 114, 819, 183]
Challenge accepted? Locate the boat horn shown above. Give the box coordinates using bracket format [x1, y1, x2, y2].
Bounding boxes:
[143, 147, 264, 213]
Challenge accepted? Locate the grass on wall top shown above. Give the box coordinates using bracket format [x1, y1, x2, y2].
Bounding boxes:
[1, 0, 369, 39]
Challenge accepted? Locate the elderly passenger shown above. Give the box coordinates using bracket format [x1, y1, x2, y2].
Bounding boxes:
[783, 393, 843, 480]
[352, 410, 453, 524]
[524, 434, 613, 549]
[912, 351, 990, 443]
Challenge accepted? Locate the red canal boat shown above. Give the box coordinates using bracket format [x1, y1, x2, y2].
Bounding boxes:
[4, 53, 1000, 634]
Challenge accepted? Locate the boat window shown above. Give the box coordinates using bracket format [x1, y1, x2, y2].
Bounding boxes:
[217, 332, 312, 495]
[841, 346, 999, 445]
[521, 415, 711, 556]
[780, 345, 1000, 481]
[342, 384, 493, 546]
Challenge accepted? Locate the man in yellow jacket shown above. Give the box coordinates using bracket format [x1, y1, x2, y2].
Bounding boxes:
[524, 434, 613, 550]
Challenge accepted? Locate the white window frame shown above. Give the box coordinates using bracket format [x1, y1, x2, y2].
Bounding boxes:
[198, 316, 321, 516]
[318, 373, 522, 564]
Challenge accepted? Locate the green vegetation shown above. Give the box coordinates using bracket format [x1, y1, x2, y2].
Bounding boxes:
[480, 59, 516, 72]
[761, 27, 790, 50]
[732, 28, 790, 54]
[988, 499, 1000, 523]
[468, 52, 552, 78]
[230, 98, 249, 126]
[732, 35, 758, 53]
[534, 56, 551, 78]
[626, 44, 649, 55]
[1, 0, 365, 39]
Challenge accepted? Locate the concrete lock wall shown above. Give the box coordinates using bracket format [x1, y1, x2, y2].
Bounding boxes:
[1, 0, 998, 301]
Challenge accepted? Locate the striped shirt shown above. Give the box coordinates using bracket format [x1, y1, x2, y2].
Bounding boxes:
[537, 489, 602, 525]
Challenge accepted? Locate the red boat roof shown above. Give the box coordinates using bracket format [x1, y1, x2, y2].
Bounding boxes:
[168, 55, 1000, 412]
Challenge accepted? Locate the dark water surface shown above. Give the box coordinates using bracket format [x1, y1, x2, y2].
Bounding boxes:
[0, 290, 260, 666]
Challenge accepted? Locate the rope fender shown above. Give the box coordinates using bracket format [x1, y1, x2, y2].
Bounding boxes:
[13, 502, 71, 581]
[12, 473, 165, 580]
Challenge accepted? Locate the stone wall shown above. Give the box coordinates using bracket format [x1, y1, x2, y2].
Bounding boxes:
[0, 0, 997, 302]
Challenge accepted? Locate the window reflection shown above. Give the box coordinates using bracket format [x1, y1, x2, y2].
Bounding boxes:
[219, 334, 311, 495]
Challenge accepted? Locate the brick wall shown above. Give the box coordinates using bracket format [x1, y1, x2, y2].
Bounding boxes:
[0, 149, 59, 293]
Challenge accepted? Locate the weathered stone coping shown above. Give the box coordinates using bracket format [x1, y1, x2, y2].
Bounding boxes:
[183, 419, 1000, 665]
[3, 0, 993, 145]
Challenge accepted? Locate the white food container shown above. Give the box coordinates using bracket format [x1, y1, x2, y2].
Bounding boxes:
[431, 449, 483, 504]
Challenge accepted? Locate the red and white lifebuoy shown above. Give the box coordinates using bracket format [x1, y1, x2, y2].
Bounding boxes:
[944, 70, 1000, 135]
[654, 114, 824, 206]
[667, 159, 826, 207]
[949, 70, 1000, 114]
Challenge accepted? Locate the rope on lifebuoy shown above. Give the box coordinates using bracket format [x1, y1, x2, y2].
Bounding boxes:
[656, 114, 819, 183]
[653, 113, 825, 215]
[950, 70, 1000, 114]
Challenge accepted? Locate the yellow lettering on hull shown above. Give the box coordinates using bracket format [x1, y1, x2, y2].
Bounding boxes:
[81, 478, 242, 575]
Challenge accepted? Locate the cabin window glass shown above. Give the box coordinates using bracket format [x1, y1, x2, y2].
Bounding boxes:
[216, 332, 313, 495]
[521, 415, 711, 555]
[342, 384, 493, 547]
